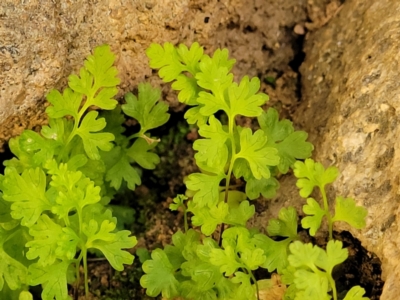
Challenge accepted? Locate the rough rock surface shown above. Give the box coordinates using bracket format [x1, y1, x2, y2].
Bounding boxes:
[0, 0, 307, 148]
[289, 0, 399, 298]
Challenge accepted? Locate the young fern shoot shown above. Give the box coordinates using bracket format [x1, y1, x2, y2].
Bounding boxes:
[141, 42, 314, 300]
[293, 158, 368, 240]
[0, 45, 169, 300]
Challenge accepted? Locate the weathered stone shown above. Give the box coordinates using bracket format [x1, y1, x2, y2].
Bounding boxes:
[294, 0, 400, 298]
[0, 0, 307, 148]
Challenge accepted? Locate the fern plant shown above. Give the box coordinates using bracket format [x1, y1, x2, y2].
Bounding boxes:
[0, 42, 371, 300]
[0, 45, 169, 300]
[140, 42, 369, 300]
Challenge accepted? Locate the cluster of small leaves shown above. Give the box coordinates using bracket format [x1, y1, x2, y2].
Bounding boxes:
[141, 42, 371, 300]
[268, 158, 368, 300]
[283, 240, 368, 300]
[266, 208, 368, 300]
[141, 227, 272, 300]
[147, 41, 313, 218]
[0, 45, 169, 300]
[293, 158, 368, 239]
[141, 42, 317, 299]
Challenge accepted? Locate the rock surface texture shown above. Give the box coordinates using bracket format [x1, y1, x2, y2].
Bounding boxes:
[0, 0, 307, 148]
[293, 0, 400, 298]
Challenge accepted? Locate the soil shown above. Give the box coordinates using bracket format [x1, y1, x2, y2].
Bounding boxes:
[1, 0, 384, 299]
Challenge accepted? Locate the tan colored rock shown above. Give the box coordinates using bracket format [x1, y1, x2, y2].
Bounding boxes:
[0, 0, 307, 148]
[293, 0, 400, 298]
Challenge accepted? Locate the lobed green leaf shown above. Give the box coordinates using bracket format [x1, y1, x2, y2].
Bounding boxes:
[45, 88, 80, 120]
[245, 176, 280, 200]
[49, 163, 101, 218]
[75, 111, 115, 160]
[301, 198, 326, 236]
[1, 168, 52, 227]
[209, 246, 242, 276]
[176, 42, 204, 75]
[224, 201, 255, 226]
[146, 42, 186, 82]
[26, 215, 70, 266]
[185, 173, 224, 207]
[315, 240, 348, 274]
[332, 196, 368, 229]
[84, 219, 137, 271]
[196, 51, 234, 93]
[189, 202, 228, 236]
[293, 158, 339, 198]
[288, 241, 321, 269]
[267, 206, 298, 238]
[83, 44, 120, 89]
[140, 249, 180, 298]
[292, 269, 330, 300]
[126, 137, 161, 170]
[227, 76, 268, 118]
[259, 108, 313, 174]
[241, 248, 266, 270]
[235, 128, 279, 180]
[343, 286, 369, 300]
[122, 83, 170, 134]
[172, 75, 201, 105]
[253, 234, 291, 273]
[28, 260, 70, 300]
[221, 227, 253, 253]
[0, 228, 28, 291]
[231, 271, 256, 300]
[103, 146, 141, 191]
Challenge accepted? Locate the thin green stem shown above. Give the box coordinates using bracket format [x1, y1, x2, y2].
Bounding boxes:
[228, 115, 236, 150]
[127, 133, 141, 140]
[249, 270, 260, 300]
[65, 83, 96, 147]
[183, 207, 188, 233]
[309, 264, 337, 299]
[328, 273, 338, 300]
[309, 264, 325, 278]
[218, 114, 237, 245]
[75, 207, 87, 295]
[74, 253, 83, 291]
[224, 114, 237, 203]
[78, 208, 83, 238]
[75, 263, 80, 292]
[65, 122, 78, 147]
[60, 113, 82, 162]
[224, 160, 235, 203]
[82, 247, 89, 297]
[320, 185, 333, 240]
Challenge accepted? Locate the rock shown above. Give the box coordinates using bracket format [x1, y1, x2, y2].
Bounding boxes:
[293, 0, 400, 298]
[0, 0, 307, 148]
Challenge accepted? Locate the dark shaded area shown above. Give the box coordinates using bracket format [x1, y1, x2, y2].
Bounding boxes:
[333, 231, 384, 300]
[0, 144, 13, 174]
[288, 33, 305, 101]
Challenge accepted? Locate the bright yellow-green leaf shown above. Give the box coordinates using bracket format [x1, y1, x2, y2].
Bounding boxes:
[332, 196, 368, 229]
[2, 168, 52, 227]
[141, 249, 180, 298]
[259, 108, 313, 173]
[235, 128, 279, 180]
[185, 172, 224, 207]
[75, 111, 114, 160]
[122, 83, 170, 133]
[293, 159, 339, 198]
[301, 198, 326, 236]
